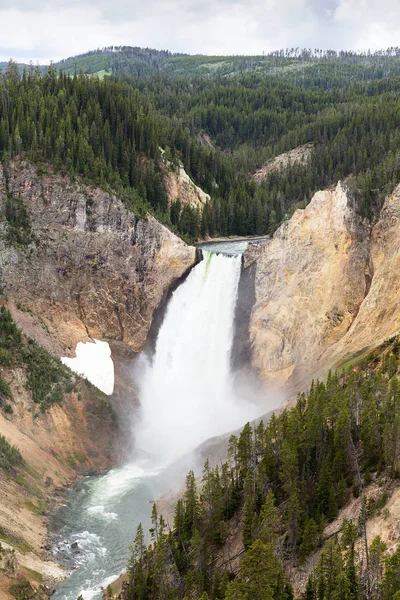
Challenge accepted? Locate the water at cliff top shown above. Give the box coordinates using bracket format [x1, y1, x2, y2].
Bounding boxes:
[52, 245, 272, 600]
[197, 235, 267, 256]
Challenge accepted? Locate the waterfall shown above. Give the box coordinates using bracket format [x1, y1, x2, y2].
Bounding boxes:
[134, 250, 259, 464]
[51, 246, 276, 600]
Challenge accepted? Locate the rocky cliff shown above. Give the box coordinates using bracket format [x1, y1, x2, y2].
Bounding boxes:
[252, 143, 313, 184]
[0, 375, 117, 598]
[165, 161, 210, 210]
[0, 159, 197, 356]
[245, 181, 400, 390]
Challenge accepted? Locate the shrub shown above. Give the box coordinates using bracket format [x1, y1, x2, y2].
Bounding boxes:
[0, 308, 75, 411]
[8, 580, 35, 600]
[0, 306, 22, 351]
[5, 194, 34, 247]
[22, 342, 74, 411]
[0, 434, 22, 472]
[0, 374, 11, 399]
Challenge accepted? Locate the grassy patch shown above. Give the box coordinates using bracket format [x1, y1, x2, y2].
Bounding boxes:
[92, 69, 110, 80]
[15, 474, 43, 498]
[65, 455, 77, 468]
[22, 464, 41, 482]
[335, 346, 373, 371]
[0, 527, 32, 554]
[0, 434, 22, 472]
[8, 579, 35, 599]
[74, 452, 87, 465]
[24, 499, 48, 516]
[20, 566, 43, 583]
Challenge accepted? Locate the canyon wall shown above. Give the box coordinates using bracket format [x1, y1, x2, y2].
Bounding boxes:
[0, 159, 197, 356]
[245, 181, 400, 390]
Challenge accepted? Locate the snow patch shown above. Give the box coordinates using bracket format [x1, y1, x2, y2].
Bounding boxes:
[61, 340, 114, 395]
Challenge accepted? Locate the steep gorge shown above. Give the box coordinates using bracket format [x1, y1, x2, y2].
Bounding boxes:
[3, 162, 400, 597]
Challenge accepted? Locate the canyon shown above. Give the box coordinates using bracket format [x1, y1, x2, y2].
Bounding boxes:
[2, 162, 400, 597]
[0, 159, 197, 597]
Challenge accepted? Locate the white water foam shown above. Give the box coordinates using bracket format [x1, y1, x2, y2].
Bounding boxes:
[134, 251, 262, 465]
[86, 506, 118, 521]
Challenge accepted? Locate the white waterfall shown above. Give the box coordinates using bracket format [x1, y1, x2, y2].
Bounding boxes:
[51, 247, 277, 600]
[134, 250, 260, 464]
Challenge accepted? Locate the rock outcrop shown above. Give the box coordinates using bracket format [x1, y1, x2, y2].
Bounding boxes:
[0, 366, 118, 596]
[326, 184, 400, 370]
[252, 143, 313, 184]
[0, 159, 197, 356]
[165, 161, 210, 210]
[244, 181, 400, 389]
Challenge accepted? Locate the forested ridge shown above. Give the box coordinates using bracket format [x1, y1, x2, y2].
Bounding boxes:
[123, 337, 400, 600]
[1, 50, 400, 241]
[22, 46, 400, 80]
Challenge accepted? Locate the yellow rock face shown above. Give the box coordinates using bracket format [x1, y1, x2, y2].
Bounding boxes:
[246, 180, 397, 390]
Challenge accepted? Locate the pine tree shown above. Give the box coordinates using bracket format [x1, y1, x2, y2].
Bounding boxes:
[224, 540, 285, 600]
[299, 517, 320, 564]
[382, 545, 400, 600]
[258, 489, 279, 546]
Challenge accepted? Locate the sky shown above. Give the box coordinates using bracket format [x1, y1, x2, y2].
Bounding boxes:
[0, 0, 399, 63]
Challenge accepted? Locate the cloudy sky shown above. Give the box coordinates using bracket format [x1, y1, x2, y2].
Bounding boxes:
[0, 0, 399, 63]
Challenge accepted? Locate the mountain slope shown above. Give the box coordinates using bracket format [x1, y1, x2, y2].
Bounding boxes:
[122, 333, 400, 600]
[37, 47, 400, 81]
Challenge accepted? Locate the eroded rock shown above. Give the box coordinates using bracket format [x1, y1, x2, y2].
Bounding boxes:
[245, 181, 372, 388]
[0, 159, 197, 355]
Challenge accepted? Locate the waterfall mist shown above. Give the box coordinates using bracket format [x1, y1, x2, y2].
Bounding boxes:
[134, 250, 272, 466]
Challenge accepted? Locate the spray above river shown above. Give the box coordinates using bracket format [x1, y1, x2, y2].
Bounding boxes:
[52, 240, 275, 600]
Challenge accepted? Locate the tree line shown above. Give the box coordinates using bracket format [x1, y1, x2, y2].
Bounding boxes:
[125, 336, 400, 599]
[2, 57, 400, 242]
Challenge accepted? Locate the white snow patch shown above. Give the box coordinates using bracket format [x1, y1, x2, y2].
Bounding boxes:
[61, 340, 114, 395]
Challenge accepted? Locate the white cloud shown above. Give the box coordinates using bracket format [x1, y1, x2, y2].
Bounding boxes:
[0, 0, 399, 63]
[333, 0, 400, 50]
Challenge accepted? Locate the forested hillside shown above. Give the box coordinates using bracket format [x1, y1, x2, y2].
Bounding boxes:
[124, 336, 400, 600]
[49, 46, 400, 80]
[1, 50, 400, 240]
